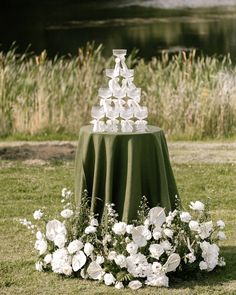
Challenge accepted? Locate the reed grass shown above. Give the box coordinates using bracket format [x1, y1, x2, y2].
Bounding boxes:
[0, 44, 235, 139]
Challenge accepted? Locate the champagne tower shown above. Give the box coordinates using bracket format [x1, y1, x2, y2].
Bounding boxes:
[91, 49, 148, 133]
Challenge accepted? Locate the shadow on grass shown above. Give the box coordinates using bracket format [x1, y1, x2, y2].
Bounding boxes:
[170, 246, 236, 289]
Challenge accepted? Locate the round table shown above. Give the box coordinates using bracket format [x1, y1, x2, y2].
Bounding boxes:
[75, 125, 179, 222]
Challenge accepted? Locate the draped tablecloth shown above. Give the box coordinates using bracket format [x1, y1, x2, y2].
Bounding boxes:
[75, 125, 179, 222]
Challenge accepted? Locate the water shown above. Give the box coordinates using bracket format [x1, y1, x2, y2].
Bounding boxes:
[0, 0, 236, 60]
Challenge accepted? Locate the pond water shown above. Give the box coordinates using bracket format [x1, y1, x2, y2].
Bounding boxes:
[0, 0, 236, 60]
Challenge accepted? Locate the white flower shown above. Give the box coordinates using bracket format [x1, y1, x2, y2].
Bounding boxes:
[36, 231, 44, 240]
[72, 251, 87, 271]
[149, 244, 164, 259]
[132, 226, 152, 247]
[46, 219, 67, 241]
[90, 218, 99, 227]
[112, 222, 127, 235]
[126, 242, 138, 255]
[87, 261, 104, 280]
[152, 262, 162, 273]
[128, 280, 142, 290]
[115, 255, 127, 268]
[180, 212, 192, 223]
[146, 274, 169, 287]
[189, 220, 199, 232]
[218, 257, 226, 267]
[144, 219, 150, 226]
[216, 220, 225, 229]
[160, 240, 172, 251]
[51, 248, 71, 274]
[33, 209, 44, 220]
[34, 239, 47, 255]
[186, 253, 196, 263]
[104, 273, 116, 285]
[108, 251, 117, 260]
[126, 224, 134, 234]
[163, 228, 173, 239]
[217, 231, 226, 240]
[44, 254, 52, 264]
[189, 201, 205, 211]
[199, 221, 213, 239]
[148, 207, 166, 227]
[61, 188, 67, 198]
[67, 240, 84, 254]
[63, 264, 73, 276]
[200, 241, 219, 271]
[152, 227, 162, 241]
[54, 234, 67, 248]
[35, 261, 43, 272]
[60, 209, 73, 219]
[85, 225, 97, 234]
[96, 255, 105, 265]
[115, 282, 124, 289]
[199, 261, 208, 270]
[126, 253, 149, 278]
[84, 242, 94, 256]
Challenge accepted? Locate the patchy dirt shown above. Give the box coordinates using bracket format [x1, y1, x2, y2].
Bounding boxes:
[0, 141, 236, 164]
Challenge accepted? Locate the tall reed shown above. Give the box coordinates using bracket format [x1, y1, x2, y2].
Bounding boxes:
[0, 44, 235, 139]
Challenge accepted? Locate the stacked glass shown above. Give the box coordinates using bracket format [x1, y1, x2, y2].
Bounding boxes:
[91, 49, 148, 133]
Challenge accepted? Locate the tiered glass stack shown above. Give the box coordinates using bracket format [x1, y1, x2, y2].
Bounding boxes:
[91, 49, 148, 133]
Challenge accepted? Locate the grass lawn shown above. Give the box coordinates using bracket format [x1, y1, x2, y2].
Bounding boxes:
[0, 160, 235, 295]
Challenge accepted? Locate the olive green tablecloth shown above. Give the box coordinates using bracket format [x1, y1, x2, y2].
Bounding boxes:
[75, 125, 179, 222]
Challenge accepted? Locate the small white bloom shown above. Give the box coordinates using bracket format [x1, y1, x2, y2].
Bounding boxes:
[63, 264, 73, 276]
[114, 254, 127, 268]
[189, 201, 205, 211]
[128, 280, 142, 290]
[199, 221, 213, 239]
[152, 227, 162, 241]
[149, 244, 164, 259]
[152, 262, 162, 273]
[115, 282, 124, 289]
[163, 228, 173, 239]
[199, 261, 208, 270]
[67, 240, 84, 254]
[72, 251, 87, 271]
[85, 225, 97, 234]
[36, 231, 44, 240]
[160, 240, 172, 251]
[108, 251, 117, 260]
[61, 188, 67, 198]
[218, 257, 226, 267]
[104, 273, 116, 286]
[44, 254, 52, 264]
[34, 239, 47, 255]
[180, 212, 192, 223]
[186, 253, 196, 263]
[126, 242, 138, 255]
[189, 220, 199, 232]
[84, 242, 94, 256]
[90, 218, 99, 227]
[46, 219, 67, 241]
[54, 234, 67, 248]
[132, 225, 152, 247]
[33, 209, 44, 220]
[112, 222, 127, 235]
[217, 231, 226, 240]
[87, 261, 104, 280]
[60, 209, 73, 219]
[35, 261, 43, 272]
[96, 255, 105, 265]
[216, 220, 225, 229]
[126, 224, 134, 234]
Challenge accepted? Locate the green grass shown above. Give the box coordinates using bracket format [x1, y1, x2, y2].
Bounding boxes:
[0, 161, 235, 294]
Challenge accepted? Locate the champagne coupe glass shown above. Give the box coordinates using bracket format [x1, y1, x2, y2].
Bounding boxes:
[135, 106, 148, 120]
[98, 88, 112, 99]
[127, 88, 141, 99]
[113, 49, 127, 58]
[120, 107, 134, 120]
[91, 106, 105, 120]
[121, 69, 134, 79]
[106, 69, 119, 78]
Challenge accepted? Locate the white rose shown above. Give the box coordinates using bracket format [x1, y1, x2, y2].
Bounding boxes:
[85, 225, 97, 234]
[126, 242, 138, 255]
[153, 227, 162, 241]
[128, 280, 142, 290]
[96, 255, 105, 265]
[180, 212, 192, 223]
[189, 201, 205, 211]
[34, 239, 47, 255]
[132, 226, 152, 247]
[189, 220, 199, 232]
[112, 222, 127, 235]
[160, 240, 172, 251]
[163, 228, 173, 239]
[63, 264, 73, 276]
[104, 273, 116, 285]
[72, 251, 87, 271]
[199, 221, 213, 239]
[108, 251, 117, 260]
[216, 220, 225, 229]
[152, 262, 162, 273]
[36, 231, 44, 240]
[33, 209, 44, 220]
[46, 219, 67, 241]
[114, 254, 127, 268]
[44, 254, 52, 264]
[67, 240, 84, 254]
[35, 261, 43, 272]
[126, 224, 134, 234]
[54, 234, 67, 248]
[186, 253, 196, 263]
[90, 218, 99, 227]
[199, 261, 208, 270]
[115, 282, 124, 289]
[84, 242, 94, 256]
[87, 261, 104, 280]
[60, 209, 73, 219]
[217, 231, 226, 240]
[146, 274, 169, 287]
[149, 244, 164, 259]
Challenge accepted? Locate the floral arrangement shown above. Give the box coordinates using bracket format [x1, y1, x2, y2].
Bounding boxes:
[20, 188, 226, 290]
